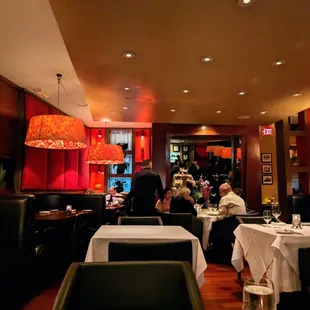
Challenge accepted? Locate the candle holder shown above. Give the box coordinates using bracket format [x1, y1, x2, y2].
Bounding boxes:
[66, 205, 72, 215]
[292, 214, 302, 229]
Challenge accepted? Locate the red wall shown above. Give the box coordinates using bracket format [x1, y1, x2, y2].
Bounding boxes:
[21, 94, 90, 191]
[152, 123, 261, 211]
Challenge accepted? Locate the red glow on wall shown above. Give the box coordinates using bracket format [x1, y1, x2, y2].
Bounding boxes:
[135, 129, 150, 162]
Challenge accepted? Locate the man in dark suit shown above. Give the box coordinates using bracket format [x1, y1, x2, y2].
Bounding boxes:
[127, 159, 164, 216]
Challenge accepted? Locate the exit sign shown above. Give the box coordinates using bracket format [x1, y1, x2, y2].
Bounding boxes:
[262, 126, 273, 136]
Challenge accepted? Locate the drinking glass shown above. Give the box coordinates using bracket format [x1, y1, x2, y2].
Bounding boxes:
[271, 203, 281, 222]
[263, 210, 272, 224]
[243, 277, 275, 310]
[292, 214, 301, 229]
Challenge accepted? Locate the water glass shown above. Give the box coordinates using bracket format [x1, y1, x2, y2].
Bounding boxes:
[292, 214, 301, 229]
[263, 210, 272, 224]
[271, 203, 281, 222]
[243, 277, 275, 310]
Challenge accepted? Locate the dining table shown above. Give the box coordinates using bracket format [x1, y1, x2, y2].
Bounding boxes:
[197, 210, 219, 251]
[231, 223, 310, 304]
[36, 210, 94, 221]
[85, 225, 207, 287]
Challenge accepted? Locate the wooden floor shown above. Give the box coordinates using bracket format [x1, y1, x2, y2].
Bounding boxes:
[22, 263, 248, 310]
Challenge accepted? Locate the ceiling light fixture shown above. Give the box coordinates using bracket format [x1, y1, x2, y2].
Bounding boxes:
[237, 0, 255, 7]
[237, 91, 246, 96]
[216, 110, 222, 114]
[86, 144, 124, 165]
[25, 74, 87, 150]
[201, 56, 214, 63]
[124, 87, 130, 91]
[273, 60, 285, 66]
[182, 89, 190, 94]
[171, 109, 177, 112]
[122, 51, 135, 59]
[292, 93, 302, 97]
[260, 111, 268, 115]
[237, 115, 250, 120]
[101, 118, 110, 122]
[123, 106, 130, 110]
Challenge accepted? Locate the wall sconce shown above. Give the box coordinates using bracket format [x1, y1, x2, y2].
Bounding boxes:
[98, 130, 102, 138]
[97, 166, 101, 173]
[141, 130, 145, 138]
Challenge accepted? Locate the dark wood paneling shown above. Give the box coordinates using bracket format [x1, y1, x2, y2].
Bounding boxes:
[152, 123, 261, 211]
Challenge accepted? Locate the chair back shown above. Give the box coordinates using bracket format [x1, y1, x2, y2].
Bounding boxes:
[108, 241, 192, 265]
[236, 216, 266, 224]
[288, 195, 310, 222]
[0, 195, 35, 263]
[52, 261, 204, 310]
[118, 216, 163, 225]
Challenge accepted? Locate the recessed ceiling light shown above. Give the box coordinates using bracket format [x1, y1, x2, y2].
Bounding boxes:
[237, 0, 255, 7]
[292, 93, 302, 97]
[201, 56, 214, 63]
[260, 111, 268, 115]
[123, 106, 130, 110]
[237, 115, 250, 120]
[182, 89, 190, 93]
[122, 51, 135, 59]
[216, 110, 222, 114]
[201, 126, 207, 130]
[273, 60, 285, 66]
[124, 87, 130, 91]
[101, 118, 110, 122]
[171, 109, 177, 112]
[237, 91, 246, 96]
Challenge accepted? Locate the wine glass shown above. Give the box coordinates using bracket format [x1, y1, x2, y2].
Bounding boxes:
[263, 210, 272, 224]
[271, 203, 281, 222]
[243, 277, 275, 310]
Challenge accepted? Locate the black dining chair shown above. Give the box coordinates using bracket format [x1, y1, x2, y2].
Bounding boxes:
[118, 216, 163, 225]
[52, 261, 205, 310]
[108, 240, 192, 265]
[298, 247, 310, 304]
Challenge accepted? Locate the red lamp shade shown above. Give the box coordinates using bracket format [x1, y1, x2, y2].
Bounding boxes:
[214, 146, 223, 156]
[25, 115, 87, 149]
[206, 145, 216, 153]
[222, 147, 232, 159]
[86, 144, 124, 165]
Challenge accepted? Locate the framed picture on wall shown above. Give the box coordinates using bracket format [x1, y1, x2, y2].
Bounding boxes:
[261, 164, 272, 174]
[182, 154, 188, 161]
[261, 153, 272, 163]
[173, 145, 180, 152]
[262, 175, 273, 185]
[182, 145, 189, 152]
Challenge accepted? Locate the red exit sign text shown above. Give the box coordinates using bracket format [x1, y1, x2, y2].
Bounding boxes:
[262, 126, 273, 136]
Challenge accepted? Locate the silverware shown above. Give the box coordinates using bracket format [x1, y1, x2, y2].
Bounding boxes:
[284, 229, 303, 235]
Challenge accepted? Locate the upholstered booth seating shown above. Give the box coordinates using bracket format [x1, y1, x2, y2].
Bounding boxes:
[0, 195, 42, 306]
[52, 262, 204, 310]
[160, 213, 203, 242]
[288, 195, 310, 222]
[118, 216, 163, 225]
[108, 241, 192, 265]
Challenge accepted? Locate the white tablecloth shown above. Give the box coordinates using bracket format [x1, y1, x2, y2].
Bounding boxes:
[232, 224, 310, 303]
[85, 225, 207, 287]
[197, 213, 218, 250]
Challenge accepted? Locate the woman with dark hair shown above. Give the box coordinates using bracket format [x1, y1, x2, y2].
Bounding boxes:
[156, 187, 172, 213]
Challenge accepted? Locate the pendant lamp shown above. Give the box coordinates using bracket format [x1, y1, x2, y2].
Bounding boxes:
[214, 146, 223, 157]
[86, 144, 124, 165]
[25, 74, 87, 150]
[221, 147, 232, 159]
[206, 145, 216, 153]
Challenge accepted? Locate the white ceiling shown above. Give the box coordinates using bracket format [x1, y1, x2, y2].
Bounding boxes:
[0, 0, 151, 128]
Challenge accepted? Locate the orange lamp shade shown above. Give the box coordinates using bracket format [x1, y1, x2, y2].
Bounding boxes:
[25, 115, 87, 149]
[237, 148, 242, 159]
[214, 146, 223, 157]
[222, 147, 232, 159]
[206, 145, 216, 153]
[86, 144, 124, 165]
